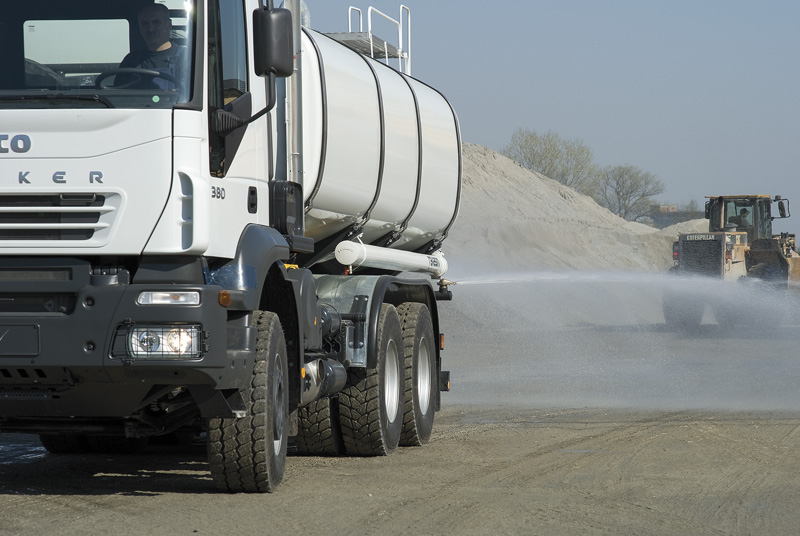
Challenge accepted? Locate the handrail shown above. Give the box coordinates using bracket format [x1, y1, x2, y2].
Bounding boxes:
[345, 5, 411, 75]
[400, 5, 410, 74]
[348, 6, 362, 32]
[368, 7, 398, 71]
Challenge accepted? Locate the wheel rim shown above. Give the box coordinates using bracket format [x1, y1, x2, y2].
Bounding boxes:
[417, 336, 432, 416]
[384, 339, 400, 423]
[272, 353, 285, 455]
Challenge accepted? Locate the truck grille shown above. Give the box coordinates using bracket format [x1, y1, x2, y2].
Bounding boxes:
[0, 194, 114, 241]
[681, 239, 723, 276]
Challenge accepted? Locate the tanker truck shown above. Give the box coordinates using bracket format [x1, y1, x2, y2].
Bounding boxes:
[0, 0, 461, 493]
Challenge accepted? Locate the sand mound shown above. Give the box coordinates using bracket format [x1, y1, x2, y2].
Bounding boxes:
[447, 143, 706, 275]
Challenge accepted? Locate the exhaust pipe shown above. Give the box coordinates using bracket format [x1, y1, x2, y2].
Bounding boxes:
[335, 241, 448, 278]
[300, 358, 347, 406]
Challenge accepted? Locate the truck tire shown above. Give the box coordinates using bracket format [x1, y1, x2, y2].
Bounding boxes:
[293, 397, 344, 456]
[339, 304, 403, 456]
[397, 302, 436, 446]
[39, 434, 90, 454]
[207, 311, 288, 493]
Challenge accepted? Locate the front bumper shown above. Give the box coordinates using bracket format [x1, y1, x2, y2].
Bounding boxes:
[0, 259, 253, 418]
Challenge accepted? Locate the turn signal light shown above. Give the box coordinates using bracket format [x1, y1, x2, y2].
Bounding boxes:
[218, 290, 232, 307]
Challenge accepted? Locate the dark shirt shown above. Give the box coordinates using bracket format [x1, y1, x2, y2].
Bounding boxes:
[118, 44, 187, 90]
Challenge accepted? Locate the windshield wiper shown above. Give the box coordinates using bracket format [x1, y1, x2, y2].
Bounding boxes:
[0, 93, 115, 108]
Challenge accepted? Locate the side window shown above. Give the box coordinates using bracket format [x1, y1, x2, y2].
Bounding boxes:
[757, 200, 771, 238]
[208, 0, 248, 176]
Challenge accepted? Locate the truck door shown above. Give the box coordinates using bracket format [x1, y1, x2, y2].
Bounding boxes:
[205, 0, 269, 256]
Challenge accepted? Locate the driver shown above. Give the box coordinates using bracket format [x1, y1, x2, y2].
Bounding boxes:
[117, 3, 186, 90]
[739, 208, 751, 227]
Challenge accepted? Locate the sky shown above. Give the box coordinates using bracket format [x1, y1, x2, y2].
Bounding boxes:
[302, 1, 799, 231]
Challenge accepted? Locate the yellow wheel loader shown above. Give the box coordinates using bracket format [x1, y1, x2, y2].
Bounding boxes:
[663, 195, 800, 329]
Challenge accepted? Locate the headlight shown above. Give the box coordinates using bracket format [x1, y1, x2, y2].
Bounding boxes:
[127, 325, 202, 359]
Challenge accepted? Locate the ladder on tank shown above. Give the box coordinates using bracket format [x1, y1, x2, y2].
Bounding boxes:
[325, 5, 411, 75]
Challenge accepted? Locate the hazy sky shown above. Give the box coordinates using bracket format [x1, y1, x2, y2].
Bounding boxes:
[302, 1, 799, 230]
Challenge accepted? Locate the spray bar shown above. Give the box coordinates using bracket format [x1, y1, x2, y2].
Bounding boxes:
[335, 241, 448, 277]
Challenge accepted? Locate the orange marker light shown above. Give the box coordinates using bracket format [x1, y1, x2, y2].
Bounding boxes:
[218, 290, 232, 307]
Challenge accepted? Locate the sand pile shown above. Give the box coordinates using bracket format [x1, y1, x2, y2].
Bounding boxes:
[446, 143, 707, 276]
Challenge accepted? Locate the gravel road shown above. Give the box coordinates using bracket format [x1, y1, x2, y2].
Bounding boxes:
[2, 406, 799, 536]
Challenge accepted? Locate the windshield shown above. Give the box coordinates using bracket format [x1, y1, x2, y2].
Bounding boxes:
[1, 1, 195, 109]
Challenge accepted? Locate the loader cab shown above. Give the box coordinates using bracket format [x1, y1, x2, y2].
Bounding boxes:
[706, 196, 773, 243]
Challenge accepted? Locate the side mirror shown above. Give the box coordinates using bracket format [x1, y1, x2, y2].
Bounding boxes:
[779, 200, 787, 218]
[253, 7, 293, 78]
[704, 201, 710, 219]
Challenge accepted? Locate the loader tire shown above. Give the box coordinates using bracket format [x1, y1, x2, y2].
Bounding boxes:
[397, 302, 436, 447]
[746, 263, 786, 328]
[207, 311, 288, 493]
[338, 304, 403, 456]
[747, 263, 786, 291]
[293, 397, 344, 456]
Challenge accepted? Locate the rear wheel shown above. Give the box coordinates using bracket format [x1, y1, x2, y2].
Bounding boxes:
[339, 304, 403, 456]
[293, 397, 344, 456]
[663, 267, 704, 330]
[207, 311, 288, 493]
[662, 291, 704, 329]
[397, 302, 436, 446]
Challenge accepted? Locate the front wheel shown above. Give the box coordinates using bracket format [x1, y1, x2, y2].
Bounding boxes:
[339, 304, 404, 456]
[207, 311, 288, 493]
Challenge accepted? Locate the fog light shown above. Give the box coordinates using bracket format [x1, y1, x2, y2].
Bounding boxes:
[127, 325, 202, 359]
[137, 330, 161, 352]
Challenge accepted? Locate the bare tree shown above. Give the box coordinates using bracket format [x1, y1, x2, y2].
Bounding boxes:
[502, 129, 598, 194]
[679, 199, 701, 213]
[593, 164, 665, 221]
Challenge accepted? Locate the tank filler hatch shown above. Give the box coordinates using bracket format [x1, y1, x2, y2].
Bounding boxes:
[325, 5, 411, 75]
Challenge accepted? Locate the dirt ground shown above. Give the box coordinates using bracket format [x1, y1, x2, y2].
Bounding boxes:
[2, 405, 799, 536]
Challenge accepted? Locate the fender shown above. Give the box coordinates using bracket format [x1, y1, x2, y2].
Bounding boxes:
[207, 223, 290, 310]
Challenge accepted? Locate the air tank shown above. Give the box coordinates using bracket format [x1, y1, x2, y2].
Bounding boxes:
[286, 27, 461, 254]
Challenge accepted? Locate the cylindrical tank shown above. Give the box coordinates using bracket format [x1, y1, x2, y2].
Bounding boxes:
[291, 28, 461, 254]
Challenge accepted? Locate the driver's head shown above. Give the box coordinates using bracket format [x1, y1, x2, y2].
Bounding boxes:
[138, 3, 172, 52]
[741, 208, 749, 215]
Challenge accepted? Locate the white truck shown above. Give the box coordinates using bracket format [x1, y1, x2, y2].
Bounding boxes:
[0, 0, 461, 493]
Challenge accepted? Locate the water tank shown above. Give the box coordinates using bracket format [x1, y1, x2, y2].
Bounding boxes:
[286, 28, 461, 254]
